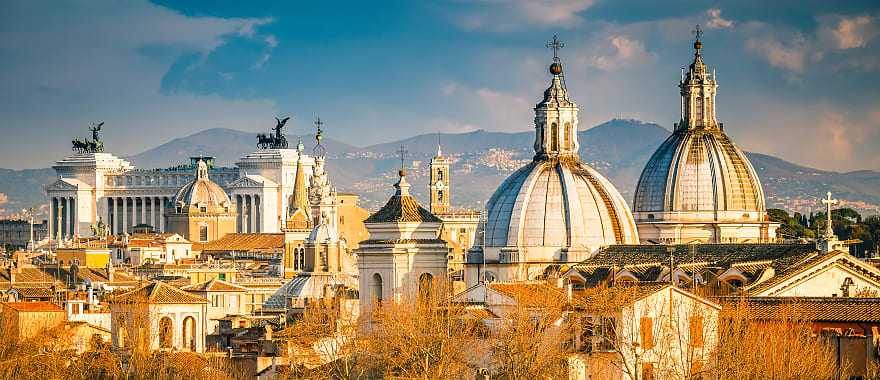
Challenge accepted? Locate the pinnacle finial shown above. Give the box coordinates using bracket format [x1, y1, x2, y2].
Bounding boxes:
[396, 145, 408, 177]
[436, 133, 442, 157]
[313, 116, 326, 156]
[547, 35, 564, 75]
[692, 24, 703, 52]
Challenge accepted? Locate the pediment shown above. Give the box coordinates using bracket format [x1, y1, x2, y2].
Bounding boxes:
[754, 253, 880, 297]
[45, 178, 91, 192]
[227, 174, 278, 189]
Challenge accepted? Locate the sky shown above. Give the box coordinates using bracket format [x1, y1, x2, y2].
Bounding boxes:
[1, 0, 878, 172]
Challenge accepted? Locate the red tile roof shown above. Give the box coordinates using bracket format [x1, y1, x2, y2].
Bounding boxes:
[113, 281, 208, 304]
[198, 233, 284, 252]
[2, 301, 64, 312]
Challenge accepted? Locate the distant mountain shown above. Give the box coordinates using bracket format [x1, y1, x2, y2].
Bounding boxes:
[0, 168, 56, 217]
[2, 119, 878, 218]
[127, 128, 358, 169]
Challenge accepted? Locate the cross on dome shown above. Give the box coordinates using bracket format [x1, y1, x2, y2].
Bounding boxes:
[396, 145, 408, 175]
[546, 35, 564, 62]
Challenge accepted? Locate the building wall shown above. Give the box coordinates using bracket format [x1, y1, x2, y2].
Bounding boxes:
[1, 305, 66, 340]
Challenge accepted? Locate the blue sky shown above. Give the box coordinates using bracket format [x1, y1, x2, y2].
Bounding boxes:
[1, 0, 878, 171]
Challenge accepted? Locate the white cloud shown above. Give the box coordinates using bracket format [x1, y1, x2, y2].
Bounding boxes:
[440, 82, 532, 132]
[579, 34, 655, 71]
[0, 1, 278, 168]
[705, 8, 734, 29]
[451, 0, 594, 32]
[746, 35, 808, 73]
[818, 15, 878, 50]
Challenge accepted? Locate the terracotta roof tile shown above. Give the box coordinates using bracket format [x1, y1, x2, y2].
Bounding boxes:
[365, 194, 441, 224]
[717, 297, 880, 322]
[199, 233, 284, 252]
[113, 281, 208, 304]
[2, 301, 64, 312]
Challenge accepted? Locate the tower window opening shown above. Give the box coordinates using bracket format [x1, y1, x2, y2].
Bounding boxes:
[564, 122, 572, 150]
[550, 123, 559, 151]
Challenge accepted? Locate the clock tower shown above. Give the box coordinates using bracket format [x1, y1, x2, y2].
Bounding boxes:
[429, 142, 450, 214]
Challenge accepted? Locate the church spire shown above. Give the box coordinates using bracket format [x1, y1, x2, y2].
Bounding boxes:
[534, 35, 579, 159]
[678, 25, 719, 131]
[289, 157, 309, 216]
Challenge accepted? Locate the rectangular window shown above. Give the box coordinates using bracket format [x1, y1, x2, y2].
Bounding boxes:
[640, 317, 654, 350]
[199, 225, 208, 242]
[690, 316, 704, 347]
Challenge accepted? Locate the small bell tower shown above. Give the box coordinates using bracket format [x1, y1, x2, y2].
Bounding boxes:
[533, 35, 580, 160]
[678, 25, 719, 131]
[429, 136, 450, 214]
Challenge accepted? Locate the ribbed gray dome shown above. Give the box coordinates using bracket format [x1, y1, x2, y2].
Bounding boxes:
[633, 128, 765, 215]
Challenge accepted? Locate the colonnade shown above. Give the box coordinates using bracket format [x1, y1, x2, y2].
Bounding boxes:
[235, 194, 261, 233]
[106, 196, 169, 234]
[48, 196, 76, 240]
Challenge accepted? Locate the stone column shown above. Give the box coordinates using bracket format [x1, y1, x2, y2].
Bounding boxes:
[122, 197, 128, 234]
[70, 196, 77, 237]
[140, 197, 146, 227]
[65, 197, 72, 239]
[48, 197, 55, 240]
[254, 195, 261, 233]
[108, 197, 115, 234]
[158, 197, 164, 233]
[250, 195, 256, 233]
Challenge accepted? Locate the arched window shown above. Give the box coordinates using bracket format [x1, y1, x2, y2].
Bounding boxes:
[182, 316, 196, 351]
[370, 273, 383, 303]
[437, 190, 443, 203]
[550, 123, 559, 151]
[437, 169, 443, 180]
[564, 122, 571, 150]
[159, 316, 173, 349]
[418, 273, 434, 303]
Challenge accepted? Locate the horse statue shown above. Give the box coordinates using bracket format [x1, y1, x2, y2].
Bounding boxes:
[71, 122, 106, 153]
[256, 116, 291, 149]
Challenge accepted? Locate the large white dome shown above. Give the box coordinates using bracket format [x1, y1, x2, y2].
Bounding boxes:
[630, 34, 776, 244]
[476, 56, 639, 274]
[484, 158, 639, 251]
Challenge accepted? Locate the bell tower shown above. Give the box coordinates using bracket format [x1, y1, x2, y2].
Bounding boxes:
[533, 35, 580, 160]
[678, 25, 719, 131]
[429, 138, 450, 214]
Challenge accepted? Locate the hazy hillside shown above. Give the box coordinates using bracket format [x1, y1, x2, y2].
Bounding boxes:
[127, 128, 358, 169]
[3, 119, 878, 218]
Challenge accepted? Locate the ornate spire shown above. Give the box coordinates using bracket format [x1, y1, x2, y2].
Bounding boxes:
[678, 25, 718, 131]
[534, 35, 579, 159]
[289, 157, 309, 215]
[436, 133, 442, 158]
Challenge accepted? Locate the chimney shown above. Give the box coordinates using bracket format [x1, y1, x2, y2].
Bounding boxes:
[8, 266, 15, 286]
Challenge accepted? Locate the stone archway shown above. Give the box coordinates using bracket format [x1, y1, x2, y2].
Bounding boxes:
[159, 316, 173, 349]
[182, 316, 196, 351]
